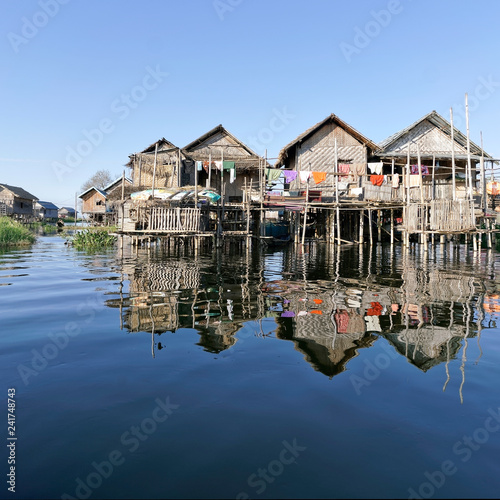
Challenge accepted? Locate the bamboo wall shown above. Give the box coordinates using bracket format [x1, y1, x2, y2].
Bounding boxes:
[288, 122, 368, 198]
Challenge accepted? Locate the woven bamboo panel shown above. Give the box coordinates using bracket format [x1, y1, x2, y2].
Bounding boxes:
[429, 199, 475, 231]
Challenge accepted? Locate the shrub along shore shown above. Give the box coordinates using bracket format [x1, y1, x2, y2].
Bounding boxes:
[0, 217, 36, 246]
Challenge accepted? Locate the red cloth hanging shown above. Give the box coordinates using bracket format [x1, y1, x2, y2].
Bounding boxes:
[370, 175, 384, 186]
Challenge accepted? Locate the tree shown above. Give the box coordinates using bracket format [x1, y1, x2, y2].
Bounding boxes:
[81, 170, 114, 192]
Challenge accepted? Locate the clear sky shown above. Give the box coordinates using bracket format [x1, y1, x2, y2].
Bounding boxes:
[2, 0, 500, 208]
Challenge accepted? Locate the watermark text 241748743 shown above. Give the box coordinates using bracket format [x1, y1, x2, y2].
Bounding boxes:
[7, 388, 17, 494]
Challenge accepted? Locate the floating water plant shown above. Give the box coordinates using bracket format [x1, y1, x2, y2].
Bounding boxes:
[70, 229, 116, 250]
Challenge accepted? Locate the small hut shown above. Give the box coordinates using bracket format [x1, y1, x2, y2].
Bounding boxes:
[35, 201, 59, 220]
[79, 186, 107, 224]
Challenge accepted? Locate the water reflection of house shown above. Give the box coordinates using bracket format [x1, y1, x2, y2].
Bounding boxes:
[269, 282, 376, 377]
[105, 256, 251, 353]
[382, 326, 465, 372]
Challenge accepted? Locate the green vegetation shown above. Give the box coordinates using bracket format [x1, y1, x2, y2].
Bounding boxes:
[0, 217, 36, 246]
[70, 229, 117, 250]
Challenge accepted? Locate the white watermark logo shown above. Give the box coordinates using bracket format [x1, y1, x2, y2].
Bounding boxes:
[7, 0, 70, 54]
[213, 0, 243, 21]
[339, 0, 406, 63]
[52, 65, 168, 182]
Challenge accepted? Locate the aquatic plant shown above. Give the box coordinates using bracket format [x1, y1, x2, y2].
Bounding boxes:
[70, 229, 117, 250]
[0, 217, 36, 246]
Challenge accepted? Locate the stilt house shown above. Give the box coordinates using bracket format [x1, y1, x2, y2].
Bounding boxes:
[275, 113, 379, 202]
[183, 125, 266, 203]
[0, 184, 38, 219]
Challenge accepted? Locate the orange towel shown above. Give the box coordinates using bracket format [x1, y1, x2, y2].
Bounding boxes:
[312, 171, 326, 184]
[370, 175, 384, 186]
[310, 310, 323, 315]
[313, 299, 323, 304]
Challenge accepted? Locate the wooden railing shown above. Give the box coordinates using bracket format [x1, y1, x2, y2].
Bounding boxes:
[147, 207, 201, 232]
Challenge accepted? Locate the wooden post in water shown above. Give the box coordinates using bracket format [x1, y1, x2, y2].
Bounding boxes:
[359, 209, 364, 245]
[377, 210, 382, 242]
[368, 208, 373, 246]
[302, 178, 309, 246]
[390, 209, 394, 245]
[335, 138, 340, 246]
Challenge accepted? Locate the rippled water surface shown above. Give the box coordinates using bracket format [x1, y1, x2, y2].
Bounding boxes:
[1, 235, 500, 499]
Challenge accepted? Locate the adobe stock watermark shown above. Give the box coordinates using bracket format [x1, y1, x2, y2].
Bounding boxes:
[7, 0, 70, 54]
[61, 396, 179, 499]
[52, 64, 168, 182]
[213, 0, 243, 21]
[246, 107, 295, 155]
[339, 0, 408, 63]
[408, 405, 500, 499]
[16, 296, 104, 386]
[236, 439, 307, 499]
[349, 342, 399, 395]
[451, 75, 500, 130]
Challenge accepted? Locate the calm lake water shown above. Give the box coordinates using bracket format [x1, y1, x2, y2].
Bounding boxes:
[1, 235, 500, 499]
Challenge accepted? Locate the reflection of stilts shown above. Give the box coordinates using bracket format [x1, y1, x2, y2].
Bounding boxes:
[443, 299, 454, 393]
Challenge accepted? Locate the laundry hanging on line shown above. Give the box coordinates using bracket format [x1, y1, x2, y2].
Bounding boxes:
[370, 175, 384, 186]
[392, 173, 400, 188]
[266, 168, 282, 181]
[283, 170, 298, 183]
[368, 162, 383, 175]
[411, 164, 429, 175]
[299, 171, 311, 183]
[312, 171, 326, 184]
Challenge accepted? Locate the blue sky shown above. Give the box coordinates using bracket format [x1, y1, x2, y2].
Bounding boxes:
[1, 0, 500, 207]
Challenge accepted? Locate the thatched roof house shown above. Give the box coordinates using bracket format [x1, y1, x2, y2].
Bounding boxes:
[127, 138, 190, 190]
[275, 113, 379, 201]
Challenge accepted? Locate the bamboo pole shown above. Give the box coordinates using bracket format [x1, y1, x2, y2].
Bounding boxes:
[465, 93, 473, 202]
[359, 209, 364, 245]
[177, 148, 181, 187]
[335, 138, 340, 245]
[480, 131, 486, 212]
[301, 177, 309, 246]
[368, 208, 373, 246]
[138, 155, 142, 186]
[195, 157, 198, 206]
[450, 108, 456, 201]
[152, 142, 158, 198]
[208, 152, 212, 188]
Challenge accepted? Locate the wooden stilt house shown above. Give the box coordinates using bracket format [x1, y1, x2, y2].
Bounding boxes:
[182, 125, 266, 203]
[0, 184, 38, 220]
[275, 113, 379, 202]
[377, 110, 497, 235]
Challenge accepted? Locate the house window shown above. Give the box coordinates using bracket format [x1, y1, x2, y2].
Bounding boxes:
[20, 202, 24, 208]
[96, 200, 103, 206]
